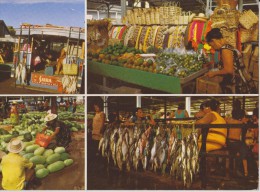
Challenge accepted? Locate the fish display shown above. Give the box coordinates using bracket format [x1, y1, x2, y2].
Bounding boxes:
[98, 122, 200, 188]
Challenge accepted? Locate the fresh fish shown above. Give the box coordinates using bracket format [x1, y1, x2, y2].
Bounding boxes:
[122, 137, 128, 162]
[98, 138, 104, 151]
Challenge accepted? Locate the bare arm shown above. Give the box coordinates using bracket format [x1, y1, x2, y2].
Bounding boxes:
[184, 110, 189, 118]
[51, 127, 60, 139]
[207, 49, 234, 77]
[195, 112, 215, 125]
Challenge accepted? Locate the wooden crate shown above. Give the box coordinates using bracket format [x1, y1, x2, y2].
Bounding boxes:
[196, 75, 222, 94]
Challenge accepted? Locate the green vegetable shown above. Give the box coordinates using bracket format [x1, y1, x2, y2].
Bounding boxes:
[35, 164, 45, 172]
[46, 153, 61, 164]
[47, 161, 65, 173]
[71, 127, 78, 132]
[24, 133, 33, 142]
[60, 153, 70, 161]
[34, 147, 45, 156]
[26, 144, 40, 153]
[54, 147, 65, 154]
[43, 149, 54, 157]
[19, 151, 27, 156]
[23, 141, 35, 148]
[23, 153, 34, 159]
[36, 168, 49, 179]
[64, 159, 73, 166]
[3, 135, 14, 143]
[29, 155, 46, 165]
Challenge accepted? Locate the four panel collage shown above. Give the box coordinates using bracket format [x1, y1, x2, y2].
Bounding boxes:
[0, 0, 258, 191]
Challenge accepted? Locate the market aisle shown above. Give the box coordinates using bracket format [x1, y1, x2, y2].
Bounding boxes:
[0, 78, 51, 94]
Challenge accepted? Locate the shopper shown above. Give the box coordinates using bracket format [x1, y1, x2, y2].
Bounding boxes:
[72, 99, 77, 113]
[173, 103, 189, 119]
[1, 138, 34, 190]
[10, 101, 19, 125]
[42, 112, 71, 149]
[194, 102, 207, 119]
[196, 99, 227, 152]
[226, 108, 250, 177]
[205, 28, 257, 94]
[151, 107, 160, 120]
[43, 99, 49, 111]
[92, 102, 106, 153]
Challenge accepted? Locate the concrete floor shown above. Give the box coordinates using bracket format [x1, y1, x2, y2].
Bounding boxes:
[0, 78, 53, 94]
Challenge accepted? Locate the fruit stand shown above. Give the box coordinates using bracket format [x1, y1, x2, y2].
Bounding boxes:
[87, 0, 259, 94]
[0, 97, 85, 190]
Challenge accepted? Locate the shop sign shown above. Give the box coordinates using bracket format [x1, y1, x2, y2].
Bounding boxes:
[31, 73, 60, 87]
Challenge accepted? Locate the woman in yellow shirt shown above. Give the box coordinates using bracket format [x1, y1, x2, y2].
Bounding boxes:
[196, 99, 227, 152]
[1, 138, 34, 190]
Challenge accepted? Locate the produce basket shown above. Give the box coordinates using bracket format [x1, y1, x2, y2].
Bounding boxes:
[35, 133, 52, 148]
[196, 75, 222, 94]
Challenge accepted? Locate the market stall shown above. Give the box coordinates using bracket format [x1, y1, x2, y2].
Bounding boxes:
[13, 24, 85, 94]
[87, 1, 259, 94]
[0, 96, 85, 190]
[87, 95, 259, 190]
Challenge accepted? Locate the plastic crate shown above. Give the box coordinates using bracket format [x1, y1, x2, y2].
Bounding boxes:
[196, 75, 222, 94]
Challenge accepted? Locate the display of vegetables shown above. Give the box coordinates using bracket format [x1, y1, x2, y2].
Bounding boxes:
[156, 50, 205, 78]
[0, 110, 84, 153]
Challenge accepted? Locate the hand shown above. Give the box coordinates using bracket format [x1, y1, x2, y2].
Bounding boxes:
[206, 71, 216, 78]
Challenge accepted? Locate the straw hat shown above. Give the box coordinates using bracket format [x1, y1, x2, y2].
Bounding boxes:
[7, 138, 24, 153]
[192, 13, 208, 22]
[44, 113, 58, 122]
[12, 101, 17, 105]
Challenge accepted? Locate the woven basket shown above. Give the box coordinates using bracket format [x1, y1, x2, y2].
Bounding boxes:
[240, 28, 252, 43]
[239, 10, 259, 29]
[221, 28, 237, 48]
[155, 8, 160, 24]
[63, 63, 78, 75]
[226, 10, 240, 28]
[251, 23, 259, 42]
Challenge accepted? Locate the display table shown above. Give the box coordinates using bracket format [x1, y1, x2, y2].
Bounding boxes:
[88, 61, 208, 93]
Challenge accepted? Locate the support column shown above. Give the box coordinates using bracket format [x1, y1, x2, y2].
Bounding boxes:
[238, 0, 243, 11]
[136, 96, 141, 108]
[103, 96, 108, 121]
[185, 97, 191, 117]
[121, 0, 126, 18]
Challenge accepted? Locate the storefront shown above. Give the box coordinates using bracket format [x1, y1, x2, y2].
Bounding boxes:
[13, 24, 85, 94]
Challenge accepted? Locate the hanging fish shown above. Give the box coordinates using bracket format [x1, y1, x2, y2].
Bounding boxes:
[21, 64, 26, 85]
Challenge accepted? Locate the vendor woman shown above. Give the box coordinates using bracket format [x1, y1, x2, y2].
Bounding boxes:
[205, 28, 257, 94]
[42, 112, 71, 149]
[10, 101, 19, 125]
[196, 99, 227, 152]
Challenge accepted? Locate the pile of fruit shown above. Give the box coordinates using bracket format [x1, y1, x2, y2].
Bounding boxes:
[88, 43, 157, 73]
[21, 145, 73, 179]
[0, 111, 84, 152]
[156, 52, 204, 78]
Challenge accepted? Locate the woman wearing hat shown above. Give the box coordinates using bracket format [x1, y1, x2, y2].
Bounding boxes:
[1, 138, 34, 190]
[10, 101, 19, 125]
[42, 112, 71, 149]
